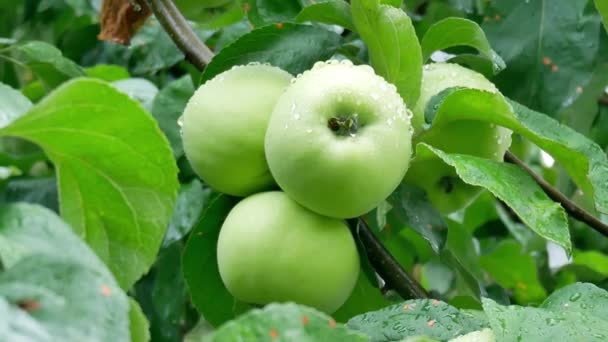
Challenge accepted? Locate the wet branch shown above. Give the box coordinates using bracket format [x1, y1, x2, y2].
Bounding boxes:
[505, 151, 608, 237]
[142, 0, 213, 69]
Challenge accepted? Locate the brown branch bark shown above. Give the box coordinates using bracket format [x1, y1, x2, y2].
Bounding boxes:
[348, 218, 430, 299]
[143, 0, 214, 70]
[505, 151, 608, 237]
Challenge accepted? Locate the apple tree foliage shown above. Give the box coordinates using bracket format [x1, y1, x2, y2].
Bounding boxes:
[0, 0, 608, 341]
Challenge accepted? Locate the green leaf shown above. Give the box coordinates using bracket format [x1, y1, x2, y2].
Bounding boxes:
[597, 0, 608, 31]
[426, 87, 608, 215]
[480, 240, 547, 304]
[0, 78, 179, 289]
[348, 299, 488, 341]
[541, 282, 608, 317]
[442, 220, 484, 300]
[1, 177, 58, 212]
[386, 183, 447, 253]
[16, 41, 84, 90]
[207, 303, 368, 341]
[0, 82, 32, 129]
[296, 0, 355, 32]
[201, 23, 341, 83]
[482, 297, 608, 341]
[111, 78, 159, 112]
[416, 143, 571, 254]
[182, 194, 251, 326]
[129, 299, 150, 342]
[483, 0, 602, 114]
[351, 0, 422, 106]
[421, 18, 504, 74]
[163, 179, 211, 247]
[0, 256, 130, 341]
[247, 0, 301, 27]
[0, 296, 49, 341]
[0, 203, 130, 341]
[84, 64, 130, 82]
[150, 75, 195, 158]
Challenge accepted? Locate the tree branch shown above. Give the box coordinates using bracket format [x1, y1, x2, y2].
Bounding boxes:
[142, 0, 213, 70]
[348, 218, 430, 299]
[505, 151, 608, 237]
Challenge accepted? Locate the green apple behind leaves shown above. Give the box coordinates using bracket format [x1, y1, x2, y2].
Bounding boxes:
[265, 60, 413, 219]
[217, 191, 360, 313]
[404, 63, 512, 214]
[182, 64, 292, 196]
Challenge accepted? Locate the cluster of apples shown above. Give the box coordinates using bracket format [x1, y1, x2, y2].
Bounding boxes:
[181, 60, 511, 313]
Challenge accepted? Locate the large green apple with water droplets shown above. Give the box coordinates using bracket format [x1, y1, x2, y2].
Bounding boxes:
[182, 64, 292, 196]
[217, 191, 360, 313]
[265, 60, 413, 219]
[404, 63, 512, 214]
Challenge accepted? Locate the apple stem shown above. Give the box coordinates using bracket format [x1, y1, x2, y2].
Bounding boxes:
[347, 218, 430, 299]
[327, 115, 359, 137]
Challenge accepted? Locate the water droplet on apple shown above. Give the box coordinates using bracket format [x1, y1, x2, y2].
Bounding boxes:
[306, 128, 313, 134]
[177, 115, 184, 127]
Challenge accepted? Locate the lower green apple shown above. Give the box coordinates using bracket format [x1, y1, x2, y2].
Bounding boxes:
[182, 64, 292, 197]
[265, 60, 413, 219]
[404, 63, 512, 213]
[217, 191, 360, 313]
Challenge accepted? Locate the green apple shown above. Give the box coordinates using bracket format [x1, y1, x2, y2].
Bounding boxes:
[217, 191, 360, 313]
[182, 64, 292, 197]
[404, 63, 512, 213]
[265, 60, 413, 219]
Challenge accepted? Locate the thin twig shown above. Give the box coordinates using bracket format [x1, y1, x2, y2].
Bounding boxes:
[505, 151, 608, 237]
[142, 0, 214, 70]
[348, 218, 430, 299]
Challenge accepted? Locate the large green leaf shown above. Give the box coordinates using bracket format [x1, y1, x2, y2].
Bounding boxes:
[200, 23, 341, 83]
[480, 240, 547, 304]
[0, 78, 179, 288]
[417, 143, 571, 254]
[351, 0, 422, 107]
[483, 297, 608, 341]
[0, 203, 130, 341]
[421, 18, 504, 75]
[426, 87, 608, 215]
[182, 194, 250, 327]
[207, 303, 368, 341]
[348, 299, 488, 341]
[483, 0, 602, 114]
[296, 0, 355, 31]
[541, 282, 608, 317]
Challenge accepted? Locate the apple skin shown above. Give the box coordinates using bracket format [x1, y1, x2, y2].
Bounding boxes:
[182, 64, 292, 197]
[265, 60, 413, 219]
[404, 63, 512, 214]
[216, 191, 360, 313]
